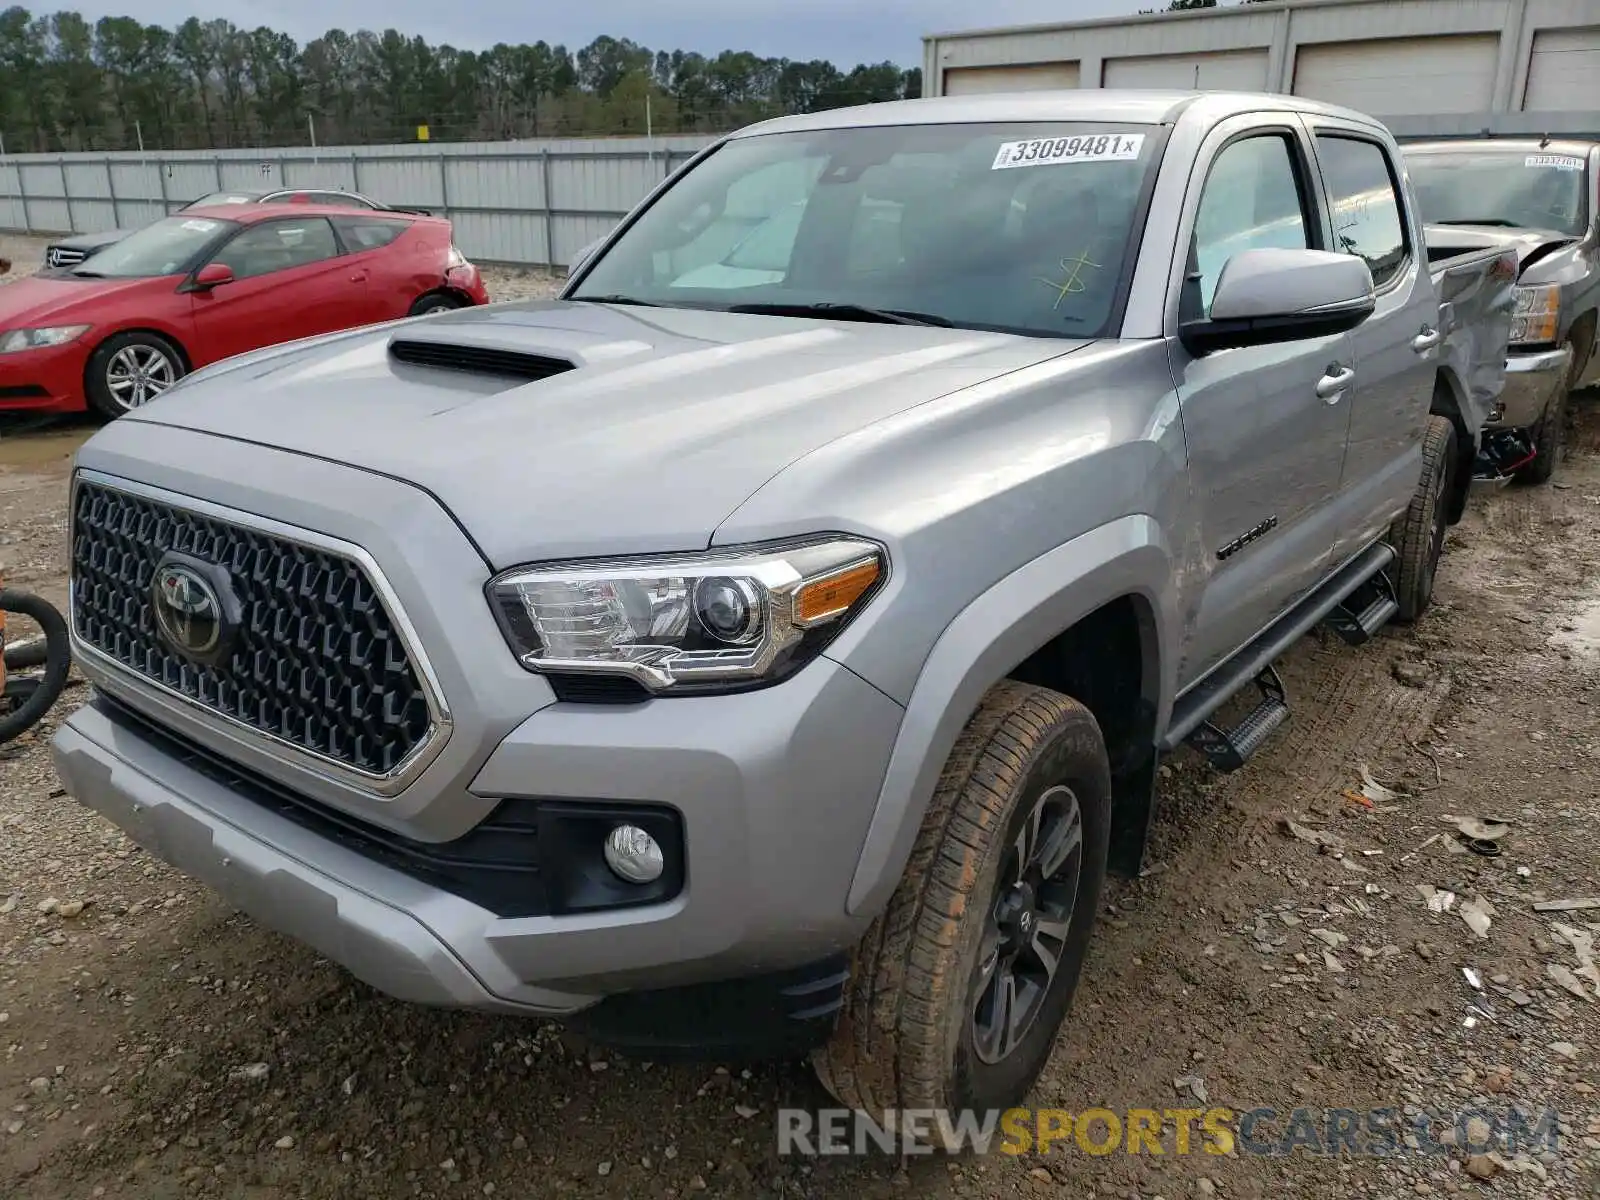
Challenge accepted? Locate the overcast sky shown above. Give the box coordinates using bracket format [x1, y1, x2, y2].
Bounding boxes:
[67, 1, 1143, 67]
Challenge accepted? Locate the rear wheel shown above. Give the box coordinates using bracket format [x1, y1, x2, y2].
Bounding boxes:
[1390, 414, 1456, 624]
[84, 331, 185, 419]
[813, 681, 1110, 1132]
[409, 293, 463, 317]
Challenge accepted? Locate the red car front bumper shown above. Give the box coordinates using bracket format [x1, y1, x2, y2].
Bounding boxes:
[0, 339, 92, 414]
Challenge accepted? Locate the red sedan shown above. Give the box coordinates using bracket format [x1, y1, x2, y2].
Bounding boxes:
[0, 204, 489, 417]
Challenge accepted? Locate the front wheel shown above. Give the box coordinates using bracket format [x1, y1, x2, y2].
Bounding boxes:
[84, 331, 186, 419]
[813, 681, 1111, 1130]
[1514, 356, 1572, 486]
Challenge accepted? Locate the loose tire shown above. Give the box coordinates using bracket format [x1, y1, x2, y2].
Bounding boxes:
[409, 293, 463, 317]
[1514, 341, 1575, 486]
[813, 681, 1111, 1131]
[1390, 414, 1456, 624]
[0, 588, 70, 744]
[84, 331, 185, 419]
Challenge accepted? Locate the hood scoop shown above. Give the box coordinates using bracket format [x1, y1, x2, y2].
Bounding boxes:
[388, 335, 576, 382]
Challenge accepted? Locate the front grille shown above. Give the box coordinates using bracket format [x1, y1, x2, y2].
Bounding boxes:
[47, 246, 87, 268]
[71, 480, 434, 778]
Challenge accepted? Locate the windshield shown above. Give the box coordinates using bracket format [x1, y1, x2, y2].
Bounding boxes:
[184, 191, 259, 209]
[1406, 149, 1589, 237]
[77, 216, 233, 277]
[570, 122, 1166, 338]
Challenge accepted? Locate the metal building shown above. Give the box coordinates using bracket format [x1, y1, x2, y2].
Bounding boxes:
[923, 0, 1600, 138]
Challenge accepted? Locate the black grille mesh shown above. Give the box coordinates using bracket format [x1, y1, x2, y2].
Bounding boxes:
[71, 481, 434, 777]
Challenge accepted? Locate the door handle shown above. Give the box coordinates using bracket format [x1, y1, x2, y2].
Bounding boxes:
[1411, 326, 1443, 354]
[349, 270, 368, 283]
[1316, 366, 1355, 402]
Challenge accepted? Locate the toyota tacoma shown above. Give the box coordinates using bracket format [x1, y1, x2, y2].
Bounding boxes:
[53, 91, 1516, 1122]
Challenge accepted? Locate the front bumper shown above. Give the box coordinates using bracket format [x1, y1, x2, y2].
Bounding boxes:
[0, 341, 89, 412]
[55, 641, 902, 1012]
[1489, 345, 1571, 430]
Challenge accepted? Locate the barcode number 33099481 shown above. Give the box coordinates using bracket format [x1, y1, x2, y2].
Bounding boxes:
[991, 133, 1145, 170]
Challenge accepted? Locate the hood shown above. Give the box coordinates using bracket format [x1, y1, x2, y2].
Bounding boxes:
[125, 301, 1091, 567]
[0, 273, 166, 325]
[51, 229, 131, 251]
[1425, 222, 1581, 277]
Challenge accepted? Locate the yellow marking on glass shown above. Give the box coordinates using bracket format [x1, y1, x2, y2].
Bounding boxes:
[1034, 250, 1101, 310]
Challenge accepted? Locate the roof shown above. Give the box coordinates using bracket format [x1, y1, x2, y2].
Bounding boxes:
[730, 90, 1388, 138]
[178, 202, 424, 223]
[1403, 137, 1599, 157]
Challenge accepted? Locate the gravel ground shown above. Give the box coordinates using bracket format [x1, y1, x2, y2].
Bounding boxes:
[2, 230, 1599, 1199]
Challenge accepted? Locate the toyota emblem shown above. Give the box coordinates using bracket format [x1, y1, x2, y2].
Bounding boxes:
[152, 562, 224, 659]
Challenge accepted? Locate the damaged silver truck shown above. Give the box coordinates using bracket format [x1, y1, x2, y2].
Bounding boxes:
[54, 91, 1515, 1124]
[1407, 136, 1600, 484]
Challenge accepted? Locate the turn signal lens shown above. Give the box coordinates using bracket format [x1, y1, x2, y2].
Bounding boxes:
[1510, 284, 1560, 346]
[794, 558, 882, 627]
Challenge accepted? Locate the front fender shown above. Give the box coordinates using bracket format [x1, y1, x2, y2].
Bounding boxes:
[841, 514, 1178, 918]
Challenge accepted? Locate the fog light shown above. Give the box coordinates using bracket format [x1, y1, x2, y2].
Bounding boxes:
[603, 824, 665, 884]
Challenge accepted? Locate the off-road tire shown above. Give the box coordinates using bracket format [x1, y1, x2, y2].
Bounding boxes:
[812, 681, 1111, 1135]
[1390, 414, 1456, 624]
[1514, 345, 1574, 486]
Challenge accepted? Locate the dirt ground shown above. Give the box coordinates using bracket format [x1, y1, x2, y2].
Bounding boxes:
[2, 229, 1598, 1200]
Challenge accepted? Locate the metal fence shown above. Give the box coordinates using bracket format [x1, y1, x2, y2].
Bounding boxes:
[0, 135, 720, 268]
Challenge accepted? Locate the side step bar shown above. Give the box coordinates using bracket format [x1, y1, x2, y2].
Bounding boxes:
[1161, 541, 1398, 770]
[1324, 569, 1399, 647]
[1186, 665, 1289, 772]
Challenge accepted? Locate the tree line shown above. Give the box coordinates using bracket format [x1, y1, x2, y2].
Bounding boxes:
[0, 7, 924, 153]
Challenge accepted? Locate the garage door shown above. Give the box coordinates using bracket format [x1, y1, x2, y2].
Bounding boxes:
[942, 62, 1080, 96]
[1524, 28, 1600, 111]
[1103, 49, 1269, 91]
[1292, 35, 1498, 115]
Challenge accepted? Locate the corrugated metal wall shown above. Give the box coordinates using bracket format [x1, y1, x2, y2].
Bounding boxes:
[0, 135, 718, 267]
[924, 0, 1600, 137]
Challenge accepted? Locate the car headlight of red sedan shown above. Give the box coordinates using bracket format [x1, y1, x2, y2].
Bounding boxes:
[0, 325, 91, 354]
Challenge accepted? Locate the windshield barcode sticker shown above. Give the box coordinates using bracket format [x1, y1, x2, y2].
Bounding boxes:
[992, 134, 1145, 170]
[1525, 154, 1584, 171]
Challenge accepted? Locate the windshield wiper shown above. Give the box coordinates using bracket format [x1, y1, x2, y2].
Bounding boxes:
[726, 301, 953, 328]
[575, 294, 660, 308]
[1433, 218, 1524, 228]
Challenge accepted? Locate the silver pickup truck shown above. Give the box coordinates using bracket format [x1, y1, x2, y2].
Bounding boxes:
[1406, 137, 1600, 484]
[52, 91, 1516, 1125]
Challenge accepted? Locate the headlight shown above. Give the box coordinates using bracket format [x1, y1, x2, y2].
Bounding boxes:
[488, 537, 886, 694]
[1510, 284, 1559, 346]
[0, 325, 91, 354]
[447, 245, 467, 268]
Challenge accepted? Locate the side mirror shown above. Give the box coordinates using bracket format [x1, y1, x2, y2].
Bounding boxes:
[190, 262, 235, 290]
[1180, 248, 1376, 356]
[566, 238, 603, 279]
